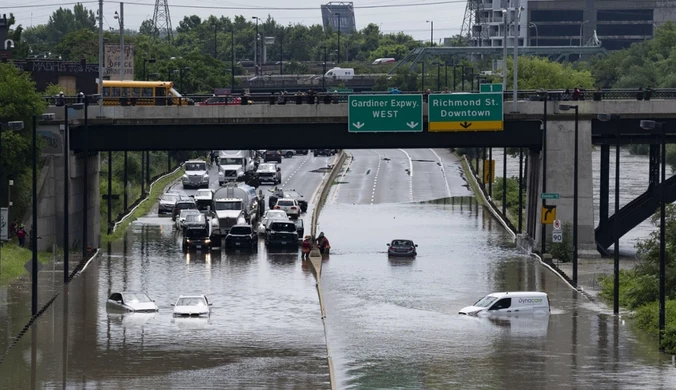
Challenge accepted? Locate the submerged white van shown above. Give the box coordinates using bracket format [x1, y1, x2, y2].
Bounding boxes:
[459, 292, 550, 316]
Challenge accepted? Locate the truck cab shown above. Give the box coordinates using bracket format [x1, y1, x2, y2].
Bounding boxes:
[182, 160, 209, 189]
[213, 198, 244, 235]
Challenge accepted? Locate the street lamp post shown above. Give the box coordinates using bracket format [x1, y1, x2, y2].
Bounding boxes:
[336, 13, 341, 63]
[143, 57, 156, 81]
[560, 104, 579, 286]
[426, 20, 434, 47]
[579, 20, 589, 47]
[640, 119, 667, 349]
[513, 7, 524, 113]
[212, 21, 218, 59]
[502, 9, 508, 90]
[114, 3, 124, 81]
[252, 16, 260, 75]
[530, 22, 539, 46]
[434, 62, 441, 91]
[322, 46, 327, 91]
[231, 29, 236, 89]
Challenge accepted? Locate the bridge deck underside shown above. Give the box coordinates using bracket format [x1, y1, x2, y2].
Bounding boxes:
[66, 121, 543, 152]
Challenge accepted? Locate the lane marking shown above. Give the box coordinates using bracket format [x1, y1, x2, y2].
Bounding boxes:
[430, 148, 453, 198]
[399, 149, 413, 202]
[282, 153, 310, 187]
[330, 152, 354, 204]
[371, 150, 382, 205]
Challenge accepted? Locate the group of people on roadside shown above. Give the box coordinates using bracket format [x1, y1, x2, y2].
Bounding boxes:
[301, 232, 331, 260]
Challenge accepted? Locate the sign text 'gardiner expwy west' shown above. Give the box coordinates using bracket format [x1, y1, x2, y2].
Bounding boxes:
[348, 95, 423, 132]
[428, 92, 504, 131]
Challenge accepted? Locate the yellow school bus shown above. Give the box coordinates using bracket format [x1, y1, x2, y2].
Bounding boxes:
[99, 80, 191, 106]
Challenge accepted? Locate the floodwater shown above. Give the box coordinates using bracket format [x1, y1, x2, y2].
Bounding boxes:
[1, 148, 675, 389]
[0, 153, 335, 389]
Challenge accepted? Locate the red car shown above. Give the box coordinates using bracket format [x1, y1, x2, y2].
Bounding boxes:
[197, 96, 242, 106]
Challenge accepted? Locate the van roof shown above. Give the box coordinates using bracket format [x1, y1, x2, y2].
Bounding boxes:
[487, 292, 548, 299]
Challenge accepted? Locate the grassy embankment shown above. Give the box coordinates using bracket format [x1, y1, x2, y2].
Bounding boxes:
[0, 243, 52, 286]
[99, 151, 189, 243]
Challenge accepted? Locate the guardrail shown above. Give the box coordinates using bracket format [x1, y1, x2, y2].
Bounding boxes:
[41, 88, 672, 107]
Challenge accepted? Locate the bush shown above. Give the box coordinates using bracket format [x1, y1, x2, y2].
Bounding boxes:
[547, 221, 573, 262]
[492, 176, 526, 226]
[633, 300, 676, 353]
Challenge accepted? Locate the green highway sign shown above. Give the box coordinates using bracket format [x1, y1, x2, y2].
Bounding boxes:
[480, 83, 503, 93]
[428, 93, 503, 132]
[348, 94, 423, 132]
[541, 193, 560, 199]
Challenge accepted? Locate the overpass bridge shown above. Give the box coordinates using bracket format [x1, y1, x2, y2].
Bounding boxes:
[38, 96, 676, 257]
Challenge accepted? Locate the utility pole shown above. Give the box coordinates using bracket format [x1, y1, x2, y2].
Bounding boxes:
[117, 3, 124, 81]
[98, 0, 104, 116]
[502, 9, 508, 91]
[336, 13, 341, 64]
[252, 17, 259, 75]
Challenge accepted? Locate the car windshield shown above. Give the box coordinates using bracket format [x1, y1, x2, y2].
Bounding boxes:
[230, 226, 252, 235]
[221, 158, 243, 165]
[392, 240, 413, 246]
[277, 200, 294, 207]
[266, 150, 280, 155]
[161, 194, 179, 202]
[196, 190, 212, 197]
[215, 201, 242, 211]
[270, 223, 296, 232]
[180, 210, 200, 218]
[122, 293, 152, 303]
[185, 228, 208, 238]
[185, 214, 205, 223]
[176, 297, 207, 306]
[266, 211, 287, 219]
[185, 162, 206, 171]
[474, 295, 499, 308]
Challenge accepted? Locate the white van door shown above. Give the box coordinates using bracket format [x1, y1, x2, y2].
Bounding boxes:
[487, 297, 513, 313]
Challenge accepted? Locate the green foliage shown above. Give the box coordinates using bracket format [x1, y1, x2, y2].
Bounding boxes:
[598, 203, 676, 352]
[628, 144, 650, 155]
[633, 300, 676, 353]
[589, 22, 676, 88]
[488, 56, 595, 90]
[55, 28, 99, 62]
[373, 68, 419, 91]
[492, 176, 526, 224]
[547, 222, 573, 262]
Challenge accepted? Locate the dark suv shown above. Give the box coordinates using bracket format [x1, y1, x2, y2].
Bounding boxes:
[268, 189, 308, 213]
[264, 150, 282, 163]
[225, 224, 257, 249]
[313, 149, 336, 157]
[265, 221, 299, 247]
[182, 226, 212, 252]
[172, 198, 198, 221]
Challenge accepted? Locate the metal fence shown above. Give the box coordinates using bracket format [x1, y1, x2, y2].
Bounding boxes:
[42, 89, 675, 107]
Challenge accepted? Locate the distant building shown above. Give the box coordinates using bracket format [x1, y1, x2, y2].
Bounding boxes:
[321, 2, 356, 34]
[13, 59, 100, 95]
[470, 0, 673, 50]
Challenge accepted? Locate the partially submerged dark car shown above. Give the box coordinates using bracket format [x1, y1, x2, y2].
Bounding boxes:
[265, 221, 299, 247]
[225, 224, 258, 249]
[387, 239, 418, 257]
[182, 226, 212, 252]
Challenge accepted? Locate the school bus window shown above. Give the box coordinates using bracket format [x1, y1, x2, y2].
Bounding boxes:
[112, 87, 121, 97]
[103, 87, 111, 97]
[132, 88, 141, 97]
[142, 88, 153, 97]
[155, 87, 166, 97]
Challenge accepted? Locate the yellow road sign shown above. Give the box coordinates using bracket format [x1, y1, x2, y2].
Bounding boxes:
[429, 120, 504, 132]
[483, 159, 495, 183]
[541, 205, 557, 224]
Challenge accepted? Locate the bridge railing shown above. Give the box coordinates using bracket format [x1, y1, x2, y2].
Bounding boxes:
[42, 88, 676, 107]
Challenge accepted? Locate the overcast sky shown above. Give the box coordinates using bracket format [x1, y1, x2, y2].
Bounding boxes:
[1, 0, 467, 43]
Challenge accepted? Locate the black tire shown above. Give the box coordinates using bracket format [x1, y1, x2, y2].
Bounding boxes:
[285, 151, 293, 158]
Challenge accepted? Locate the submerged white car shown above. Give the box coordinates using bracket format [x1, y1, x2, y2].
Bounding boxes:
[459, 291, 550, 316]
[257, 209, 290, 234]
[106, 291, 158, 313]
[172, 295, 212, 317]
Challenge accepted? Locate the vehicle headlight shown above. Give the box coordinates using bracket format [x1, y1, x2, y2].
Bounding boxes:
[205, 239, 211, 244]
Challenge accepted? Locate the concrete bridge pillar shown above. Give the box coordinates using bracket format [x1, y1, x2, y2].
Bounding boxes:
[26, 124, 100, 252]
[534, 119, 595, 252]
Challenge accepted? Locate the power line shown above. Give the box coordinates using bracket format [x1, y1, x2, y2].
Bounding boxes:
[122, 0, 466, 11]
[3, 1, 98, 9]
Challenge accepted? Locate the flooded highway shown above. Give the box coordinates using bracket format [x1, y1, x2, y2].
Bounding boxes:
[321, 149, 676, 388]
[1, 148, 676, 389]
[0, 152, 335, 388]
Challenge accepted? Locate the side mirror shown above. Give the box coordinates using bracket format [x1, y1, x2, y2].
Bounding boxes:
[158, 197, 162, 201]
[415, 244, 418, 247]
[386, 243, 390, 246]
[209, 303, 213, 306]
[170, 303, 175, 306]
[277, 168, 281, 172]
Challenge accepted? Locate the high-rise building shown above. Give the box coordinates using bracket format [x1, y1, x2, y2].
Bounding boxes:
[470, 0, 673, 49]
[321, 2, 356, 34]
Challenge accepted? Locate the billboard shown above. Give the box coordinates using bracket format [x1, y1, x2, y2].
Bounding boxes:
[104, 44, 135, 80]
[321, 2, 356, 34]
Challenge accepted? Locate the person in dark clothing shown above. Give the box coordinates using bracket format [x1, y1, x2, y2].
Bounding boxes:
[316, 232, 331, 255]
[17, 226, 27, 247]
[56, 92, 65, 107]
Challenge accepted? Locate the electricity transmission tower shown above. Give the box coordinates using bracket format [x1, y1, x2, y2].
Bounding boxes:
[152, 0, 173, 41]
[461, 0, 486, 46]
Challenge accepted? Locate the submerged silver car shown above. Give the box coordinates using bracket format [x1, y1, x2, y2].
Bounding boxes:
[106, 291, 158, 312]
